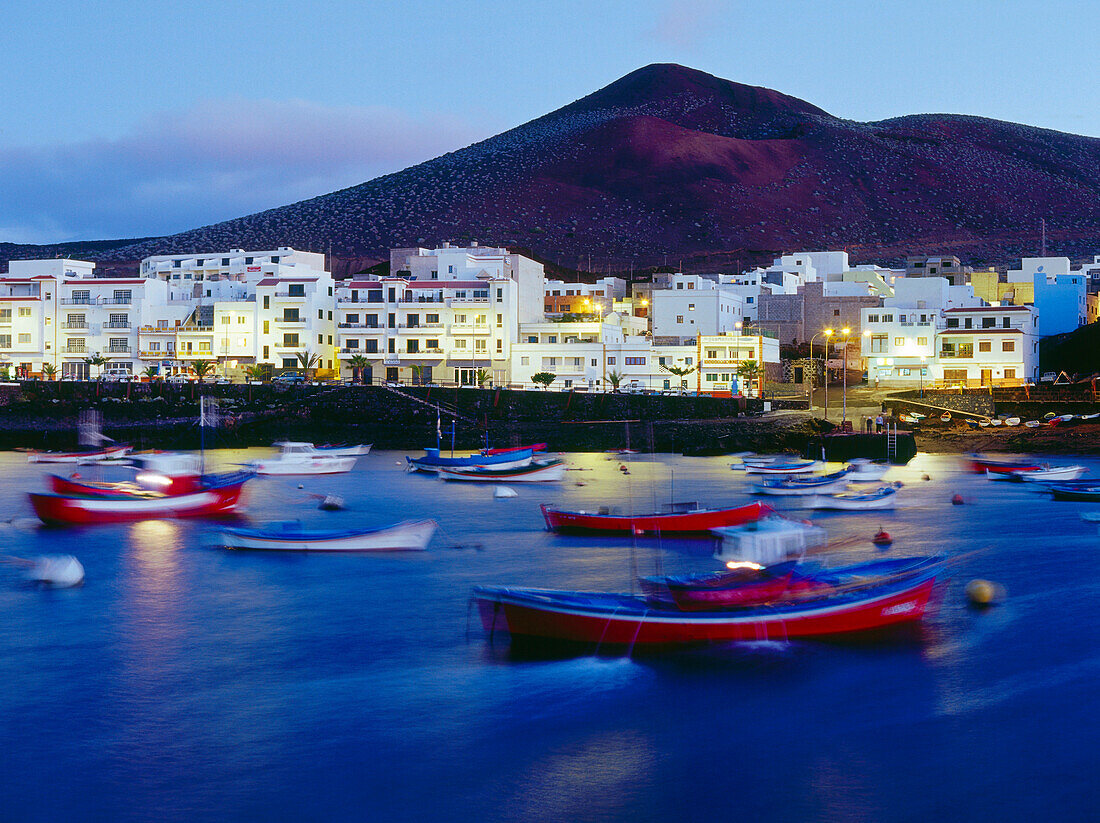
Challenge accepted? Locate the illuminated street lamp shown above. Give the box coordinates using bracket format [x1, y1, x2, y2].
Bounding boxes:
[809, 328, 833, 414]
[840, 327, 852, 427]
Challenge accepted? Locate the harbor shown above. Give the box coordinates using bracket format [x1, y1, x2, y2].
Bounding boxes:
[2, 447, 1099, 821]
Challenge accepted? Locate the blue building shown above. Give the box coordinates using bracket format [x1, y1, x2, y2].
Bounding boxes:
[1033, 267, 1086, 337]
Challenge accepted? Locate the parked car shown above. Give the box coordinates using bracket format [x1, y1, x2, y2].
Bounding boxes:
[274, 372, 306, 384]
[102, 368, 134, 382]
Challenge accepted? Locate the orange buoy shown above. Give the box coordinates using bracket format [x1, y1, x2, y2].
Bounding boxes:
[872, 529, 893, 547]
[952, 494, 964, 505]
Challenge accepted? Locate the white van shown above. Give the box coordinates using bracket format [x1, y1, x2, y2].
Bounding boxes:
[102, 367, 133, 382]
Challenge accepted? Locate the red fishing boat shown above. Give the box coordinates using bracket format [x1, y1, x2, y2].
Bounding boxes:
[966, 455, 1042, 474]
[49, 452, 228, 497]
[540, 500, 774, 535]
[29, 472, 251, 525]
[473, 566, 941, 648]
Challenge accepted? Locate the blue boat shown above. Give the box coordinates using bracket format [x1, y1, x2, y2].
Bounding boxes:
[406, 447, 533, 474]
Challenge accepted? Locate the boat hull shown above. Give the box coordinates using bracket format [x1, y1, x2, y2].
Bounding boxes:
[540, 501, 773, 534]
[1048, 485, 1100, 501]
[808, 488, 897, 510]
[27, 445, 131, 464]
[253, 456, 358, 475]
[742, 462, 819, 475]
[30, 478, 248, 525]
[474, 576, 938, 647]
[754, 477, 849, 496]
[221, 519, 437, 551]
[439, 462, 565, 482]
[407, 448, 533, 473]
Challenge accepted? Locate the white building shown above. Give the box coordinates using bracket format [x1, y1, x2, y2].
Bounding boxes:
[650, 275, 744, 341]
[141, 247, 327, 301]
[936, 305, 1037, 387]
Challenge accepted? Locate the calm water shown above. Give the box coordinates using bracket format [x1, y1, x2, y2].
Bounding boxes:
[1, 449, 1098, 822]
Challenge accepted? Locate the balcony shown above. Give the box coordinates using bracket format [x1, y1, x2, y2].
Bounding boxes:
[338, 322, 380, 329]
[139, 325, 176, 333]
[0, 318, 11, 325]
[273, 292, 307, 301]
[939, 348, 973, 359]
[107, 346, 132, 354]
[102, 297, 132, 305]
[176, 350, 212, 358]
[451, 297, 490, 304]
[62, 348, 88, 355]
[104, 322, 131, 329]
[451, 324, 491, 334]
[274, 317, 306, 325]
[398, 297, 443, 304]
[60, 298, 95, 305]
[62, 323, 89, 331]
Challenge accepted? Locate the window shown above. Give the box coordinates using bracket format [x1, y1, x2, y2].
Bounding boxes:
[946, 318, 958, 328]
[365, 340, 378, 353]
[707, 350, 719, 359]
[901, 369, 911, 377]
[833, 309, 840, 316]
[1004, 368, 1016, 379]
[607, 357, 616, 365]
[527, 336, 538, 343]
[1003, 317, 1011, 328]
[625, 357, 645, 366]
[283, 334, 299, 347]
[426, 339, 439, 350]
[1002, 340, 1015, 352]
[869, 334, 888, 353]
[676, 315, 684, 324]
[982, 317, 995, 328]
[964, 318, 973, 329]
[109, 313, 128, 328]
[496, 314, 502, 328]
[894, 337, 905, 346]
[688, 303, 695, 311]
[979, 341, 992, 353]
[706, 373, 718, 381]
[220, 315, 230, 325]
[346, 339, 359, 350]
[426, 314, 439, 324]
[288, 284, 305, 297]
[475, 339, 487, 351]
[943, 368, 967, 381]
[407, 340, 419, 353]
[521, 356, 529, 366]
[318, 309, 323, 320]
[263, 321, 269, 334]
[150, 342, 161, 352]
[113, 290, 131, 303]
[263, 296, 270, 310]
[282, 358, 296, 369]
[317, 334, 323, 345]
[868, 314, 879, 323]
[882, 315, 893, 322]
[18, 333, 30, 343]
[263, 345, 269, 358]
[453, 339, 467, 349]
[591, 359, 598, 367]
[496, 340, 502, 352]
[388, 338, 395, 353]
[18, 307, 31, 317]
[917, 337, 928, 346]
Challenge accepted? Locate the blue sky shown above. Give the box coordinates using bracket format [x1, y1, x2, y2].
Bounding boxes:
[2, 0, 1097, 244]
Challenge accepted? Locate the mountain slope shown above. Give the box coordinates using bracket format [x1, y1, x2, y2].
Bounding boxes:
[79, 63, 1100, 271]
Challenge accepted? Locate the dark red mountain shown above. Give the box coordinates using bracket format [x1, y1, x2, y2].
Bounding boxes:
[63, 64, 1100, 272]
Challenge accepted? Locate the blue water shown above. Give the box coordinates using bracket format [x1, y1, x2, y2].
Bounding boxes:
[2, 450, 1098, 822]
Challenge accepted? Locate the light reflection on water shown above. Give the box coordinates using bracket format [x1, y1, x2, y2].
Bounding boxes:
[1, 449, 1098, 822]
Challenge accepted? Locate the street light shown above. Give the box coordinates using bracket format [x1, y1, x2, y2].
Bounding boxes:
[840, 327, 852, 428]
[920, 355, 927, 398]
[809, 328, 834, 415]
[821, 328, 835, 419]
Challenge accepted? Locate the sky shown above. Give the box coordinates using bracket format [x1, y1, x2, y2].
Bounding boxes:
[2, 0, 1098, 245]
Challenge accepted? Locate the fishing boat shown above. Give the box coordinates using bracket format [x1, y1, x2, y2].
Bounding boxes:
[1025, 420, 1041, 428]
[472, 564, 941, 648]
[1016, 465, 1088, 482]
[965, 419, 979, 429]
[252, 442, 360, 475]
[739, 454, 792, 467]
[753, 470, 850, 496]
[807, 486, 898, 511]
[25, 444, 132, 464]
[1081, 413, 1100, 423]
[989, 418, 1003, 427]
[220, 518, 437, 551]
[307, 442, 372, 457]
[741, 460, 820, 475]
[978, 419, 991, 428]
[407, 447, 533, 474]
[845, 458, 890, 480]
[484, 443, 547, 456]
[1046, 483, 1100, 502]
[1048, 414, 1077, 427]
[643, 556, 942, 612]
[712, 517, 828, 565]
[439, 459, 565, 483]
[940, 412, 952, 423]
[29, 471, 252, 525]
[966, 455, 1043, 474]
[1005, 417, 1022, 427]
[540, 500, 774, 535]
[48, 452, 234, 497]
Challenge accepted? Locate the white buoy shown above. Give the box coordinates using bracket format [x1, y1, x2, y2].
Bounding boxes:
[494, 485, 518, 499]
[28, 555, 85, 587]
[318, 494, 345, 511]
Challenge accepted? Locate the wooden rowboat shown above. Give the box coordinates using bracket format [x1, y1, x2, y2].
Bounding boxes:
[540, 500, 773, 535]
[439, 460, 565, 482]
[220, 519, 437, 551]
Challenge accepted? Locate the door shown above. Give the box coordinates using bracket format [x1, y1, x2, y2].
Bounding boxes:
[457, 368, 477, 386]
[981, 369, 993, 386]
[386, 367, 399, 383]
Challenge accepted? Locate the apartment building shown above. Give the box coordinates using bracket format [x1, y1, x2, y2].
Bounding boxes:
[650, 274, 744, 342]
[141, 247, 327, 301]
[936, 305, 1037, 387]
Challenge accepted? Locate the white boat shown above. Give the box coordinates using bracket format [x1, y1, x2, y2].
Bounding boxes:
[844, 458, 890, 481]
[740, 454, 790, 467]
[807, 486, 898, 511]
[1025, 420, 1041, 428]
[221, 519, 437, 551]
[712, 516, 827, 565]
[1080, 511, 1100, 523]
[1017, 465, 1088, 482]
[252, 442, 359, 475]
[273, 441, 372, 457]
[438, 460, 566, 482]
[990, 418, 1003, 427]
[1005, 417, 1021, 427]
[753, 470, 850, 496]
[978, 419, 991, 428]
[26, 444, 132, 464]
[742, 460, 820, 475]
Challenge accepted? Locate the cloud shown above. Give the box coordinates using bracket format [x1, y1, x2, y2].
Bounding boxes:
[0, 99, 494, 244]
[647, 0, 727, 49]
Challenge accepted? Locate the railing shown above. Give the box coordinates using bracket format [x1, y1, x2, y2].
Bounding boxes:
[107, 346, 131, 354]
[62, 348, 87, 354]
[451, 297, 490, 303]
[0, 318, 11, 325]
[398, 298, 443, 304]
[939, 350, 973, 359]
[275, 318, 306, 325]
[101, 297, 131, 305]
[139, 325, 175, 333]
[60, 298, 94, 305]
[62, 323, 88, 330]
[273, 292, 306, 299]
[105, 322, 131, 329]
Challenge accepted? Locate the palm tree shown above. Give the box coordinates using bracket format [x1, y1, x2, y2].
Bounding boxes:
[475, 368, 492, 388]
[346, 354, 369, 384]
[410, 364, 426, 386]
[736, 360, 762, 397]
[245, 364, 268, 383]
[83, 353, 109, 381]
[142, 365, 160, 382]
[41, 364, 57, 381]
[296, 350, 322, 382]
[660, 363, 696, 394]
[190, 359, 215, 383]
[606, 370, 623, 392]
